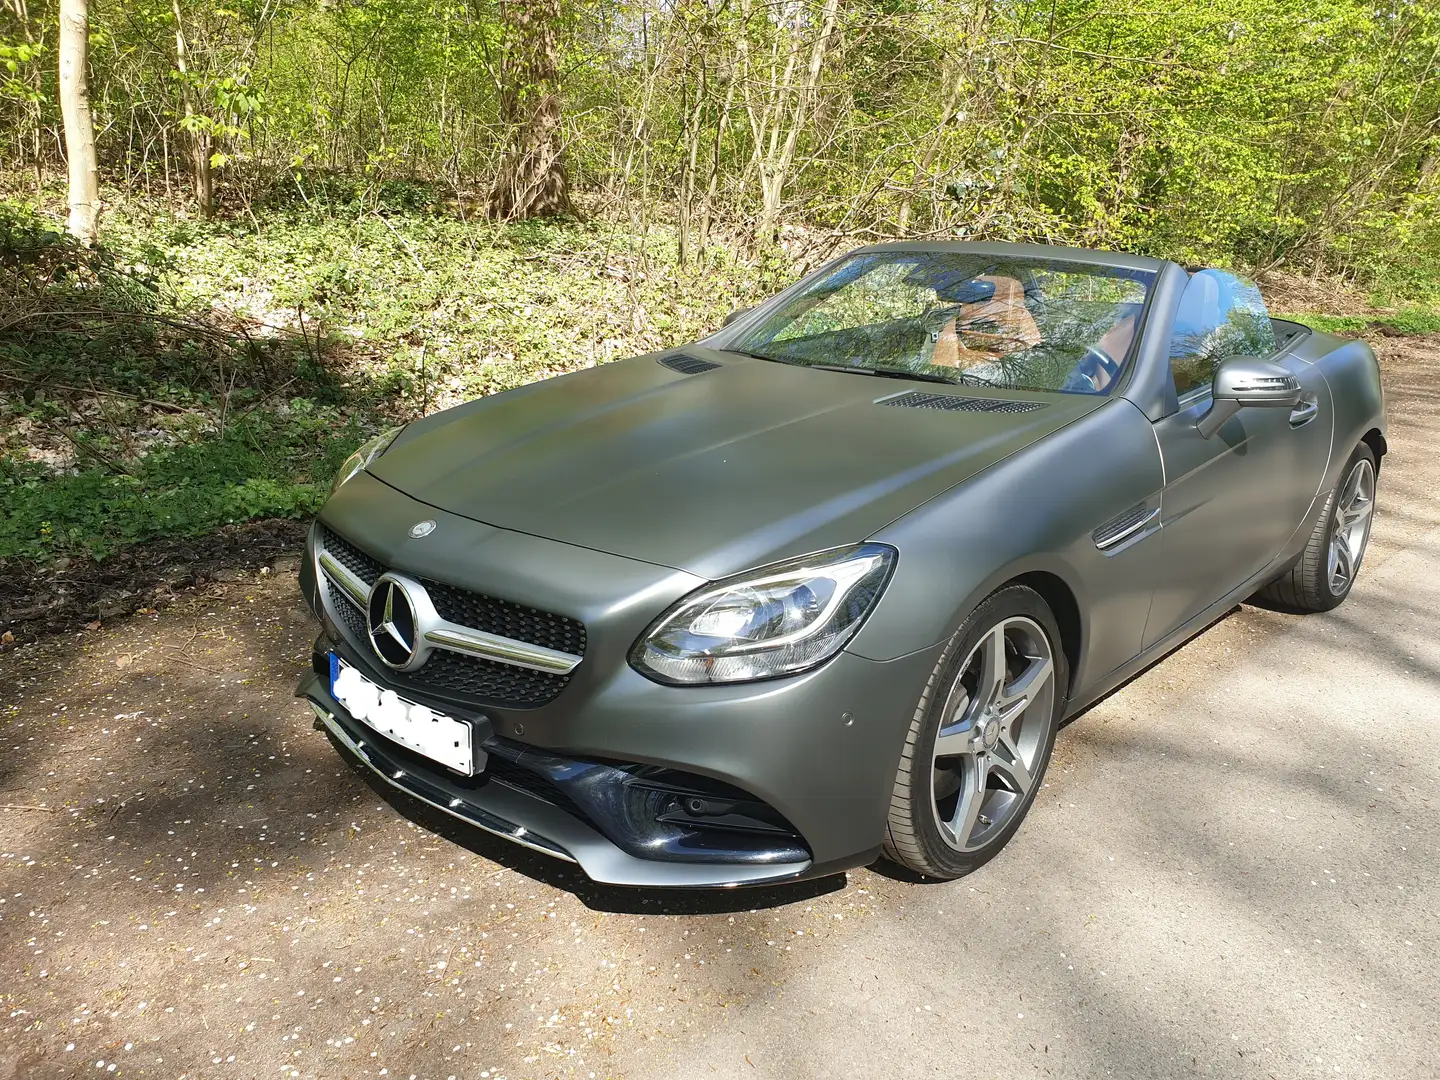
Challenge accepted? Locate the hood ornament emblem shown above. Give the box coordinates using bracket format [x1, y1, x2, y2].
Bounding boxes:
[409, 519, 437, 538]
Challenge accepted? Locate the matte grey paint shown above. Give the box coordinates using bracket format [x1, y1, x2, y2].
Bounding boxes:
[1196, 356, 1303, 438]
[370, 355, 1105, 580]
[299, 241, 1386, 886]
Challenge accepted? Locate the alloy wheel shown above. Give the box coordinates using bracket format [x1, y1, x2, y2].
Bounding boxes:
[1328, 457, 1375, 596]
[931, 616, 1056, 852]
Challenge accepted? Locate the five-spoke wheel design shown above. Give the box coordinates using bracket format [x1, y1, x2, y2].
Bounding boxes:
[1257, 441, 1379, 613]
[884, 584, 1067, 879]
[931, 616, 1056, 852]
[1328, 456, 1375, 597]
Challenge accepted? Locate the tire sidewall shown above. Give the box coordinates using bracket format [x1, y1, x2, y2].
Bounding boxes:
[903, 584, 1069, 878]
[1322, 443, 1378, 607]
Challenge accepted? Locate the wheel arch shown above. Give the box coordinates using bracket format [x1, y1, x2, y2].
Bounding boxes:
[1361, 428, 1387, 471]
[1009, 570, 1082, 701]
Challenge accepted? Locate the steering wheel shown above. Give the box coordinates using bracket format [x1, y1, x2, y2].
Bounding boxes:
[1071, 345, 1121, 393]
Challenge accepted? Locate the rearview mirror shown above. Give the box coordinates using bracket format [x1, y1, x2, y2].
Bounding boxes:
[722, 306, 752, 327]
[1197, 355, 1303, 439]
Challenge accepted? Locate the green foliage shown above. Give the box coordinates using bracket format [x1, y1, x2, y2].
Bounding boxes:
[1376, 309, 1440, 335]
[76, 197, 769, 403]
[0, 406, 364, 562]
[1280, 309, 1440, 336]
[5, 0, 1439, 298]
[1283, 313, 1371, 335]
[1, 196, 770, 565]
[0, 39, 44, 103]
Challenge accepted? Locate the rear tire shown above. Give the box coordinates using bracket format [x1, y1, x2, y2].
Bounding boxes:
[882, 584, 1067, 880]
[1257, 443, 1377, 613]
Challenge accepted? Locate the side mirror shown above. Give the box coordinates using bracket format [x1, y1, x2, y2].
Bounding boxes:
[1196, 356, 1303, 439]
[722, 306, 752, 327]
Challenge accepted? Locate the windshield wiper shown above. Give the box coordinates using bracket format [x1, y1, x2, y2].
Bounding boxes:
[720, 348, 798, 366]
[806, 363, 963, 387]
[950, 370, 1008, 388]
[726, 352, 1013, 389]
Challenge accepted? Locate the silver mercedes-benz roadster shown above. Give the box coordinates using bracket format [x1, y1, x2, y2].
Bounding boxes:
[295, 241, 1386, 887]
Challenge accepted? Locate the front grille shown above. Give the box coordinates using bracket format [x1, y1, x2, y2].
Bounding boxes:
[408, 650, 572, 708]
[882, 390, 1046, 414]
[321, 526, 383, 586]
[317, 525, 583, 709]
[330, 580, 368, 640]
[485, 757, 585, 820]
[421, 579, 586, 656]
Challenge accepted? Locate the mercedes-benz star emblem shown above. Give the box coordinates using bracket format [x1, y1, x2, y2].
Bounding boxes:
[366, 575, 419, 669]
[409, 519, 437, 538]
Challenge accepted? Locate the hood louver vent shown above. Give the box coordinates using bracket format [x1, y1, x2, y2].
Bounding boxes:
[881, 391, 1046, 414]
[659, 353, 722, 376]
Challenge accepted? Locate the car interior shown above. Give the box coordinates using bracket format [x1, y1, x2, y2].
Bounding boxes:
[737, 256, 1154, 393]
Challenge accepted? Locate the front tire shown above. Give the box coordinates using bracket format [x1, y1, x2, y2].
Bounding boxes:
[882, 584, 1068, 880]
[1257, 443, 1377, 613]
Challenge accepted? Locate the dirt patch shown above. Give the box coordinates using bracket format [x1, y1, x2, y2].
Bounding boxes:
[1255, 268, 1371, 315]
[0, 518, 309, 645]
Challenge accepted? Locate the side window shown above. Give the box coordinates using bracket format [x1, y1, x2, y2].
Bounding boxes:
[1168, 270, 1278, 397]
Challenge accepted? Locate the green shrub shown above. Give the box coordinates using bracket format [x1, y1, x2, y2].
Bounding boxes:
[0, 406, 367, 562]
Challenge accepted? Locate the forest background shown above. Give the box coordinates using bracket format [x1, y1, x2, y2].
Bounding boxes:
[2, 0, 1438, 626]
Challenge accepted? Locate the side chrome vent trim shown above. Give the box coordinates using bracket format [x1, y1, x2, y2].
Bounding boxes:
[1093, 504, 1161, 552]
[880, 390, 1046, 414]
[659, 353, 722, 376]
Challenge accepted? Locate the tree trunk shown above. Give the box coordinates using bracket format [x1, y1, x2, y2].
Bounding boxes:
[488, 0, 573, 220]
[172, 0, 214, 217]
[898, 65, 966, 236]
[740, 0, 841, 248]
[677, 61, 708, 265]
[58, 0, 99, 242]
[697, 70, 737, 260]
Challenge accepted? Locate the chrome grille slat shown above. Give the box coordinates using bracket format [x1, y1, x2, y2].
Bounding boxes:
[322, 529, 383, 587]
[421, 577, 587, 656]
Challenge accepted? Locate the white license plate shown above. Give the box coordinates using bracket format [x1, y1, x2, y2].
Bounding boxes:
[329, 655, 477, 775]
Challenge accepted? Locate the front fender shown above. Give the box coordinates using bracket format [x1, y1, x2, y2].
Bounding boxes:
[848, 399, 1166, 697]
[1314, 337, 1386, 489]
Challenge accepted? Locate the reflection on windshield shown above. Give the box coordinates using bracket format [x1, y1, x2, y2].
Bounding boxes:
[730, 252, 1155, 394]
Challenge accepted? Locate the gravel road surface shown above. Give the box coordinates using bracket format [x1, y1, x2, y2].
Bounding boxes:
[3, 337, 1436, 1080]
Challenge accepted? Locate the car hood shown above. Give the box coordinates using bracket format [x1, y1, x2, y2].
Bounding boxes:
[369, 349, 1105, 578]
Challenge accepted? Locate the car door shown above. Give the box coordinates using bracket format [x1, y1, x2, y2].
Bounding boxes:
[1143, 271, 1330, 649]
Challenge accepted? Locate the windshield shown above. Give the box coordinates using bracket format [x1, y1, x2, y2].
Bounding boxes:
[729, 251, 1156, 394]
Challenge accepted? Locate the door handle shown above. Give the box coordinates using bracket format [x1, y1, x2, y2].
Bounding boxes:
[1289, 397, 1319, 427]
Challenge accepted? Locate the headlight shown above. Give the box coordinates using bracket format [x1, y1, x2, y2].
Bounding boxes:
[331, 426, 403, 493]
[630, 544, 896, 685]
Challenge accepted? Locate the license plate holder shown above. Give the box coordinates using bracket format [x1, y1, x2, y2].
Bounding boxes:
[328, 654, 481, 776]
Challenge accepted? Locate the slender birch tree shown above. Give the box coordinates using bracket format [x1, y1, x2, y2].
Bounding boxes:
[57, 0, 98, 241]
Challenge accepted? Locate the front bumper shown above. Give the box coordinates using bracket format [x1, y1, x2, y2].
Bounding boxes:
[298, 632, 940, 888]
[296, 480, 942, 887]
[302, 669, 822, 887]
